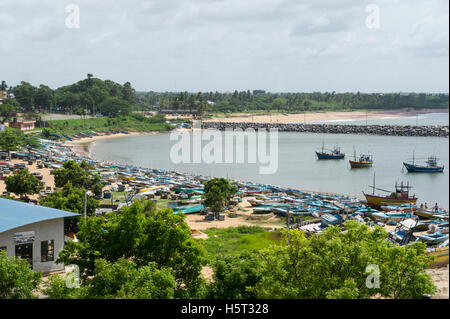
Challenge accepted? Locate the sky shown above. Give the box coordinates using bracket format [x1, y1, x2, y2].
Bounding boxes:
[0, 0, 448, 93]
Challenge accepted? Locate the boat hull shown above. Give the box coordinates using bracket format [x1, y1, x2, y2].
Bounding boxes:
[403, 162, 444, 173]
[349, 160, 373, 168]
[363, 193, 417, 208]
[316, 152, 345, 160]
[426, 246, 449, 267]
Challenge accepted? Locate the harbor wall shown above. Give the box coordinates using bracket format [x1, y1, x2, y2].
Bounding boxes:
[201, 122, 449, 137]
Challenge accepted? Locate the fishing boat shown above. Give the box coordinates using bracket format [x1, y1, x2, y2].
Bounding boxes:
[315, 142, 345, 160]
[349, 151, 373, 168]
[426, 240, 449, 267]
[388, 219, 417, 245]
[415, 208, 449, 220]
[320, 214, 343, 227]
[363, 176, 417, 208]
[417, 232, 449, 245]
[403, 155, 444, 173]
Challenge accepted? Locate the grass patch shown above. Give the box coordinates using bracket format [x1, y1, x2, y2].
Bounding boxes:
[201, 226, 282, 262]
[45, 115, 174, 137]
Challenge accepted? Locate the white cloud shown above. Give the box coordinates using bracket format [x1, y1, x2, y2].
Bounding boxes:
[0, 0, 448, 93]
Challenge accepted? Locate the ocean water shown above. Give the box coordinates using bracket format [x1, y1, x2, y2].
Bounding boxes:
[91, 115, 449, 209]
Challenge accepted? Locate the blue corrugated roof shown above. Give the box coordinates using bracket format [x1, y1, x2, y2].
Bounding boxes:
[0, 198, 80, 233]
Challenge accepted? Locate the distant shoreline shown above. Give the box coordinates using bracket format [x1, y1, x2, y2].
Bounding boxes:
[200, 108, 448, 124]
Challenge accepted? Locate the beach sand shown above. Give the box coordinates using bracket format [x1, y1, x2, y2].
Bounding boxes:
[0, 159, 55, 200]
[200, 108, 448, 124]
[427, 265, 449, 299]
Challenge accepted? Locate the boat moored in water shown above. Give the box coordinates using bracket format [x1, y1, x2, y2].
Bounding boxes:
[349, 152, 373, 168]
[403, 155, 444, 173]
[315, 142, 345, 160]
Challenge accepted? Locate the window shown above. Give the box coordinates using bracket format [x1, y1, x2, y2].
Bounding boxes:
[41, 240, 54, 262]
[0, 246, 6, 252]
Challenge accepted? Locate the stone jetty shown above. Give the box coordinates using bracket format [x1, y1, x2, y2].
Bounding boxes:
[202, 122, 449, 137]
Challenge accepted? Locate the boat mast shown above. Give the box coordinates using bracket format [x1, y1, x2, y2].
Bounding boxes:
[372, 172, 376, 195]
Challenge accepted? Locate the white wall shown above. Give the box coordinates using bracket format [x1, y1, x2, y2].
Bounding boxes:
[0, 218, 66, 274]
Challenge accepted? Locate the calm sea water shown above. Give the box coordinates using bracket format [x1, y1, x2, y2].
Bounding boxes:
[91, 115, 449, 209]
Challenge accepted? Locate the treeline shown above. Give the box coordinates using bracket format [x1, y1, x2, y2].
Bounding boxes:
[137, 90, 449, 113]
[1, 75, 138, 117]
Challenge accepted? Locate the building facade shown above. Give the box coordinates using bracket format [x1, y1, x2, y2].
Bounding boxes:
[0, 198, 79, 273]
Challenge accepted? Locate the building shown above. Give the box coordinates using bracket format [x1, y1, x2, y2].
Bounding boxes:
[252, 90, 266, 95]
[8, 114, 36, 131]
[0, 198, 79, 273]
[8, 120, 36, 130]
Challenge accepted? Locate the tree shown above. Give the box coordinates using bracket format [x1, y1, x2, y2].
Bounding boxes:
[203, 178, 237, 218]
[56, 200, 206, 297]
[53, 160, 103, 194]
[39, 182, 99, 217]
[206, 252, 261, 299]
[253, 221, 436, 299]
[4, 168, 44, 198]
[0, 103, 19, 124]
[0, 250, 42, 299]
[43, 258, 176, 299]
[0, 128, 22, 156]
[97, 97, 132, 117]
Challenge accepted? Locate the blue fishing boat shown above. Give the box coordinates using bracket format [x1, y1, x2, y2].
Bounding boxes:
[315, 142, 345, 160]
[417, 232, 449, 245]
[403, 155, 444, 173]
[320, 214, 343, 227]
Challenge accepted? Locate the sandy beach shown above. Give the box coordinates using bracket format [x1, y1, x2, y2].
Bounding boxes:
[200, 108, 448, 124]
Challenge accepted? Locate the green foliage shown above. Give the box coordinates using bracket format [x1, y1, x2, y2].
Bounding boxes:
[39, 182, 99, 216]
[42, 274, 86, 299]
[202, 226, 281, 261]
[0, 127, 41, 154]
[0, 103, 19, 124]
[97, 97, 132, 117]
[0, 250, 42, 299]
[0, 128, 22, 154]
[203, 178, 238, 215]
[4, 168, 44, 197]
[43, 259, 176, 299]
[206, 252, 262, 299]
[253, 221, 436, 299]
[53, 160, 103, 193]
[56, 200, 206, 297]
[137, 91, 449, 113]
[45, 114, 172, 137]
[86, 259, 176, 299]
[12, 75, 139, 114]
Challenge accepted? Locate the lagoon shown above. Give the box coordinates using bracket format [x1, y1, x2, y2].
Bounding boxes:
[91, 127, 449, 209]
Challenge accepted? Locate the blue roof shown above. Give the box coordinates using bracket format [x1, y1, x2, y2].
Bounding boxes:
[0, 198, 80, 233]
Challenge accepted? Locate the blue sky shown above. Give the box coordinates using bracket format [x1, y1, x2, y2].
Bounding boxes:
[0, 0, 448, 93]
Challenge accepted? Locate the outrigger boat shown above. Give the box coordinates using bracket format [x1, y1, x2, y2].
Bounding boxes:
[403, 154, 444, 173]
[315, 141, 345, 160]
[363, 174, 417, 208]
[349, 151, 373, 168]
